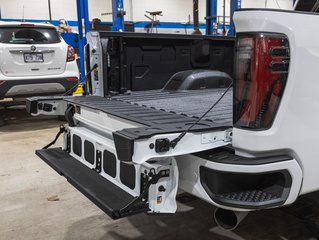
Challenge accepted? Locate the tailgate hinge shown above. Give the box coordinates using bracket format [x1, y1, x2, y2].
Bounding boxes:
[114, 169, 169, 218]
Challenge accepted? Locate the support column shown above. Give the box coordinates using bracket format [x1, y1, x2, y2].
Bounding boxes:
[230, 0, 241, 36]
[206, 0, 217, 35]
[112, 0, 125, 32]
[76, 0, 90, 89]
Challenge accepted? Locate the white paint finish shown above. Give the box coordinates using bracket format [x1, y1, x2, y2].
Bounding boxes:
[0, 43, 67, 77]
[31, 98, 68, 116]
[86, 32, 105, 97]
[0, 58, 79, 97]
[74, 106, 145, 134]
[0, 22, 79, 98]
[143, 159, 179, 214]
[69, 126, 141, 196]
[0, 22, 69, 77]
[69, 126, 178, 213]
[242, 0, 293, 9]
[72, 102, 231, 164]
[176, 153, 303, 211]
[233, 9, 319, 194]
[201, 131, 227, 144]
[133, 130, 231, 164]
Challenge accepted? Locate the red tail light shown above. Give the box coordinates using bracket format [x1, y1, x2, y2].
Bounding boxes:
[67, 45, 75, 62]
[66, 77, 78, 81]
[234, 33, 290, 130]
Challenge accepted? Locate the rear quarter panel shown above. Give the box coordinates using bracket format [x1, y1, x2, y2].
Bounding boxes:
[233, 9, 319, 194]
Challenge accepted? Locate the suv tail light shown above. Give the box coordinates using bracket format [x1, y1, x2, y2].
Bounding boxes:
[67, 45, 75, 62]
[234, 33, 290, 130]
[66, 77, 78, 81]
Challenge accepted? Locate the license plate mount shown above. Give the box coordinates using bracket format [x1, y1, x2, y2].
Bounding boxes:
[24, 53, 44, 63]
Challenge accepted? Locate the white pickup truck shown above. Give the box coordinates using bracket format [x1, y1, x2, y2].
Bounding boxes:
[27, 8, 318, 230]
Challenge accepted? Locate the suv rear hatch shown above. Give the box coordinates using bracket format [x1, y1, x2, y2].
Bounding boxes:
[0, 25, 67, 77]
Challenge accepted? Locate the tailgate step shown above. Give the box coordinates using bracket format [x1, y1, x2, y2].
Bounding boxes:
[219, 190, 279, 203]
[36, 148, 149, 219]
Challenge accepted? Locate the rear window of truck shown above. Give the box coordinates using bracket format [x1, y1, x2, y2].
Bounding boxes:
[0, 27, 61, 44]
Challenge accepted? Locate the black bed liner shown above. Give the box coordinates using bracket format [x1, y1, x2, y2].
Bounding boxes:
[97, 31, 234, 94]
[66, 88, 232, 140]
[112, 89, 232, 124]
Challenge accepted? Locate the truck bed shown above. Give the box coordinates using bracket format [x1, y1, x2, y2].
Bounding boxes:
[64, 88, 232, 162]
[66, 88, 232, 141]
[112, 88, 232, 125]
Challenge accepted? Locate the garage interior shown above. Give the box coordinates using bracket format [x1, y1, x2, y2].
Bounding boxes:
[2, 0, 319, 240]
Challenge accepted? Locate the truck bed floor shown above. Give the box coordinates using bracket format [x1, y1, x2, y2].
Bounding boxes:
[66, 88, 232, 141]
[112, 88, 232, 125]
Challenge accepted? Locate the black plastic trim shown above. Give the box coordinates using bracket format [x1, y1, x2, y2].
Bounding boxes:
[0, 77, 77, 99]
[36, 148, 149, 219]
[162, 70, 233, 91]
[98, 31, 234, 41]
[193, 147, 293, 165]
[120, 162, 136, 190]
[84, 140, 95, 164]
[113, 132, 135, 162]
[103, 150, 117, 178]
[200, 166, 292, 210]
[72, 134, 82, 157]
[26, 99, 38, 114]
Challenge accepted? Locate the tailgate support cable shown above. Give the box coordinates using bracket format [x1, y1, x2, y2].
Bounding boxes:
[63, 64, 98, 96]
[170, 82, 233, 149]
[42, 125, 66, 149]
[42, 104, 77, 149]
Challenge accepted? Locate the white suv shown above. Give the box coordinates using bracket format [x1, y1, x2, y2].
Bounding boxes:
[0, 22, 79, 100]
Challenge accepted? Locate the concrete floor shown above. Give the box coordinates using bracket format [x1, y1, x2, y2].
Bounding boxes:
[1, 107, 319, 240]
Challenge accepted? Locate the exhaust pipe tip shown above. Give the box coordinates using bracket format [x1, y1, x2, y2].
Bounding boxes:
[214, 208, 249, 231]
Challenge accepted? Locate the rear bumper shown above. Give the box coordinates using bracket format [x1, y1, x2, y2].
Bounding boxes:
[0, 77, 77, 99]
[177, 147, 303, 211]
